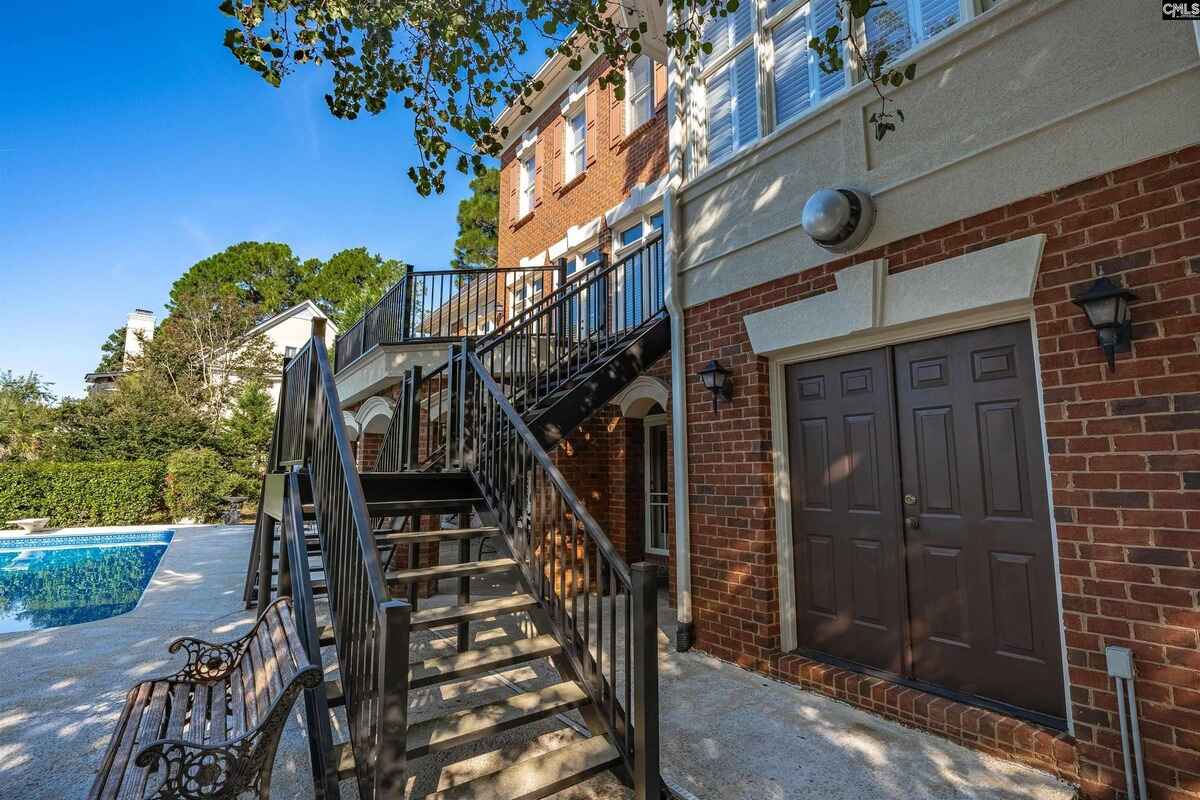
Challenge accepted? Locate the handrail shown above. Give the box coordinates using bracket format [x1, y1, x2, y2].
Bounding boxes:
[334, 266, 554, 372]
[254, 333, 411, 800]
[464, 350, 631, 587]
[458, 346, 660, 794]
[277, 471, 340, 799]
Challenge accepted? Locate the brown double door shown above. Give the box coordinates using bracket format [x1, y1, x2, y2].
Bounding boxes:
[785, 323, 1065, 719]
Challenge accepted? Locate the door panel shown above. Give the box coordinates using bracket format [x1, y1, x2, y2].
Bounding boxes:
[894, 322, 1064, 718]
[786, 349, 905, 672]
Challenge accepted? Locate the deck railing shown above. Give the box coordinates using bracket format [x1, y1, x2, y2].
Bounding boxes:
[255, 334, 411, 800]
[458, 348, 660, 797]
[334, 266, 554, 372]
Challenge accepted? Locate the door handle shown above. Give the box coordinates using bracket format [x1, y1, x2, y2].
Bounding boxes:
[905, 516, 920, 530]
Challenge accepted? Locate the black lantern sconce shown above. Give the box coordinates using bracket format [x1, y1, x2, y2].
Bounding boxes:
[1072, 277, 1136, 371]
[699, 360, 733, 412]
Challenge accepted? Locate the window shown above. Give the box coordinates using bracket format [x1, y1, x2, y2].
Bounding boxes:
[695, 0, 980, 176]
[518, 154, 536, 217]
[620, 222, 644, 248]
[627, 56, 654, 133]
[650, 211, 664, 231]
[865, 0, 960, 64]
[283, 346, 298, 359]
[644, 416, 670, 555]
[566, 246, 601, 278]
[565, 109, 586, 182]
[771, 0, 846, 128]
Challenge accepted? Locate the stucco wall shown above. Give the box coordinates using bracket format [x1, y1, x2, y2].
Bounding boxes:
[676, 0, 1200, 308]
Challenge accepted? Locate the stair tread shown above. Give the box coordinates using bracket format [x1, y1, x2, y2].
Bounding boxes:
[410, 634, 561, 689]
[407, 681, 588, 758]
[374, 526, 499, 545]
[324, 678, 344, 707]
[387, 557, 517, 584]
[424, 735, 621, 800]
[332, 741, 355, 780]
[411, 594, 539, 630]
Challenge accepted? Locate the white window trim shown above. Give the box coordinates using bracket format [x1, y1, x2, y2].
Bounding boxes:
[564, 109, 587, 183]
[612, 202, 665, 259]
[518, 154, 536, 217]
[692, 0, 982, 177]
[644, 413, 670, 556]
[626, 55, 655, 134]
[563, 240, 603, 283]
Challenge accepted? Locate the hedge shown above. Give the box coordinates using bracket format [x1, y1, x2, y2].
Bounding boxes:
[165, 448, 235, 523]
[0, 460, 166, 528]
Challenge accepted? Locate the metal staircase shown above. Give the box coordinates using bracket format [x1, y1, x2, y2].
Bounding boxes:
[244, 233, 668, 799]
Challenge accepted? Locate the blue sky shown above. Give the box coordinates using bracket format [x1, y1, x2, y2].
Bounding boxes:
[0, 3, 516, 398]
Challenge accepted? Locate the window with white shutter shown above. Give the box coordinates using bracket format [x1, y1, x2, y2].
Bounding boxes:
[704, 47, 759, 166]
[518, 155, 535, 217]
[771, 0, 846, 128]
[627, 56, 655, 133]
[691, 0, 981, 178]
[564, 110, 586, 182]
[865, 0, 962, 65]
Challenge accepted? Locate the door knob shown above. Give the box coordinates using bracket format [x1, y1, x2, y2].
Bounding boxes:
[905, 516, 920, 530]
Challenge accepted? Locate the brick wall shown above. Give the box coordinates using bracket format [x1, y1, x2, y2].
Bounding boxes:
[497, 57, 668, 266]
[682, 145, 1200, 798]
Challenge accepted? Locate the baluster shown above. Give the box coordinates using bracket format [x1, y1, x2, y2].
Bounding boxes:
[631, 563, 660, 800]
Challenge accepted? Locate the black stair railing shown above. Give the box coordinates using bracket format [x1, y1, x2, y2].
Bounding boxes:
[456, 346, 661, 799]
[253, 334, 412, 800]
[373, 233, 667, 472]
[335, 266, 555, 372]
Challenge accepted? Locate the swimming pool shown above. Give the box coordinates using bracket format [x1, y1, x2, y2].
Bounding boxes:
[0, 531, 173, 633]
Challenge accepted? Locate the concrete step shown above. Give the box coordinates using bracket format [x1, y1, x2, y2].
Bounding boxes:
[424, 735, 621, 800]
[411, 594, 539, 631]
[409, 634, 562, 690]
[406, 681, 589, 759]
[374, 526, 499, 546]
[386, 558, 518, 586]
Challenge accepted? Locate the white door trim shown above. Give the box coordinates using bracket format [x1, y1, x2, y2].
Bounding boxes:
[644, 414, 671, 557]
[761, 235, 1073, 731]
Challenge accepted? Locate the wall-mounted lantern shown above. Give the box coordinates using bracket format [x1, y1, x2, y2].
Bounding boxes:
[801, 187, 877, 253]
[699, 360, 733, 412]
[1072, 277, 1136, 371]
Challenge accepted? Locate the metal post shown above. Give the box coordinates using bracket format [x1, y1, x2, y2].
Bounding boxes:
[631, 562, 660, 800]
[400, 272, 414, 341]
[373, 600, 411, 798]
[458, 338, 472, 469]
[457, 511, 472, 653]
[256, 514, 277, 617]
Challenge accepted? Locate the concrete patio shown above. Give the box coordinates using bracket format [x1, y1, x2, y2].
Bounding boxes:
[0, 525, 1077, 799]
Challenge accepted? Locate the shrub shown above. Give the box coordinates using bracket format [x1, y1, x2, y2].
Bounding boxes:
[0, 461, 166, 528]
[165, 448, 234, 523]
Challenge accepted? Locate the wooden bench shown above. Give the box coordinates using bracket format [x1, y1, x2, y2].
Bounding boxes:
[89, 598, 321, 800]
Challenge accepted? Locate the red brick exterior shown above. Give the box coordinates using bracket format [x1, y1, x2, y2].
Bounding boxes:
[497, 56, 668, 266]
[682, 146, 1200, 798]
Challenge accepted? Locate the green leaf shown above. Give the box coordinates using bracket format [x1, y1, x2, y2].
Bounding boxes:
[904, 63, 916, 80]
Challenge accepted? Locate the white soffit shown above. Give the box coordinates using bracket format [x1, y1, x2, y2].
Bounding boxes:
[745, 235, 1046, 357]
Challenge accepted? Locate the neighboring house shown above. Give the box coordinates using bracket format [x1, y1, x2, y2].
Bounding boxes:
[85, 302, 336, 405]
[236, 300, 337, 405]
[327, 4, 1200, 798]
[84, 308, 156, 395]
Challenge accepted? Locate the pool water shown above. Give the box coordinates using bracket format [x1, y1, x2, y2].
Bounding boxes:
[0, 531, 173, 633]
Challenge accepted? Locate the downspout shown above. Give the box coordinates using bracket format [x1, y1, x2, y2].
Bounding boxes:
[664, 29, 694, 651]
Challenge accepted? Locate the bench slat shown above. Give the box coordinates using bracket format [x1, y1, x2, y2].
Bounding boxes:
[120, 681, 169, 800]
[187, 682, 210, 744]
[278, 604, 309, 680]
[243, 636, 263, 729]
[99, 681, 152, 800]
[208, 677, 229, 744]
[228, 666, 247, 739]
[268, 604, 299, 688]
[166, 682, 189, 740]
[251, 633, 273, 726]
[257, 613, 285, 705]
